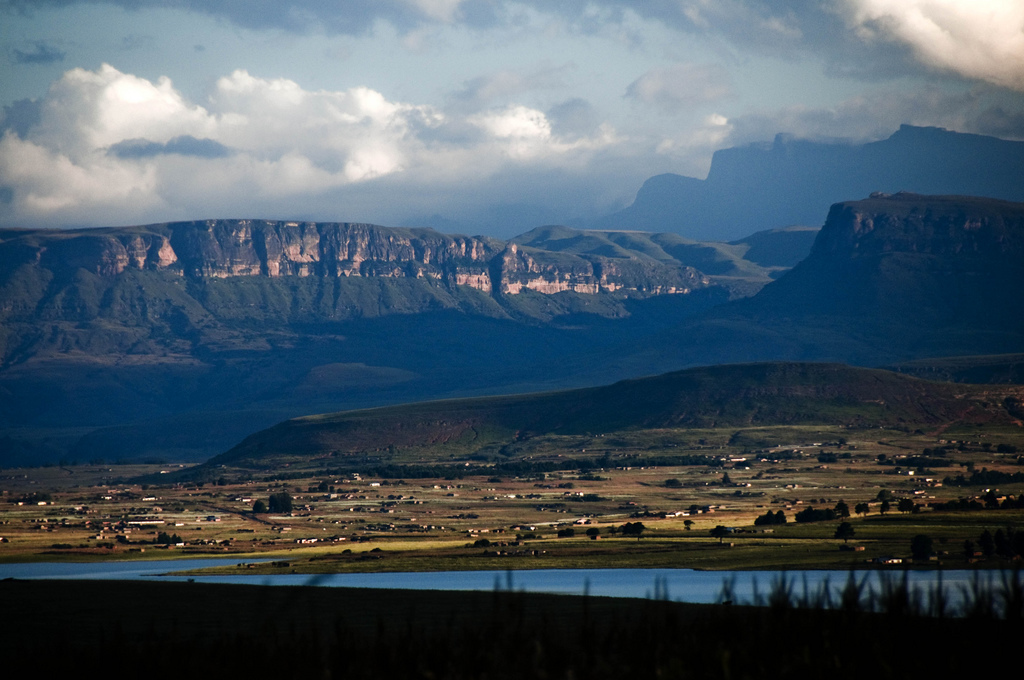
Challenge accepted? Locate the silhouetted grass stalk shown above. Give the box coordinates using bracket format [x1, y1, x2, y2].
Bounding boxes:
[717, 568, 1023, 619]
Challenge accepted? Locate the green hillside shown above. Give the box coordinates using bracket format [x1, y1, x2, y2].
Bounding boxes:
[207, 362, 1024, 470]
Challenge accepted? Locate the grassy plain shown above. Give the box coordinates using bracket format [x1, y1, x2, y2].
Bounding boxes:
[3, 423, 1023, 573]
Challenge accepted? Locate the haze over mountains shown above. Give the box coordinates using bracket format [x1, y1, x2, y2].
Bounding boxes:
[598, 126, 1024, 241]
[1, 127, 1023, 467]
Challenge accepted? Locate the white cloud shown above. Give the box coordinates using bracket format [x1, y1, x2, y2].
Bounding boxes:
[840, 0, 1024, 90]
[402, 0, 467, 23]
[0, 64, 625, 229]
[625, 63, 733, 112]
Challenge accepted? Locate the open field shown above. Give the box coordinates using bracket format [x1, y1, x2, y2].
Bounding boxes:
[3, 424, 1023, 572]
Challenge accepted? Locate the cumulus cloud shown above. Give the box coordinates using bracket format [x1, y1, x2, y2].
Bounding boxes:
[625, 63, 732, 112]
[0, 64, 624, 229]
[839, 0, 1024, 90]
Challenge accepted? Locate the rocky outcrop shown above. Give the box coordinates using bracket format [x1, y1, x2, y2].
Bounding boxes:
[2, 220, 709, 300]
[812, 193, 1024, 258]
[748, 193, 1024, 329]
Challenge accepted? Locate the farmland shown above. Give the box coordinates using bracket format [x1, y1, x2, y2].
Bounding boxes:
[3, 423, 1023, 573]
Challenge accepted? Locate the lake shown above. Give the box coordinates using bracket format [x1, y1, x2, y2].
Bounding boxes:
[1, 559, 1010, 608]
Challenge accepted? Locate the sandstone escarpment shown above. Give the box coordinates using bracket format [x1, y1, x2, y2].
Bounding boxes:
[2, 220, 708, 300]
[813, 193, 1024, 258]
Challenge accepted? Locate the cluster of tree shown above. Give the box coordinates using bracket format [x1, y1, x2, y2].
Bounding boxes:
[252, 492, 293, 514]
[753, 510, 787, 526]
[964, 527, 1024, 561]
[877, 455, 953, 468]
[816, 451, 851, 463]
[794, 507, 837, 523]
[944, 469, 1024, 487]
[929, 493, 1024, 512]
[155, 532, 183, 545]
[14, 491, 52, 504]
[620, 522, 646, 540]
[794, 500, 851, 523]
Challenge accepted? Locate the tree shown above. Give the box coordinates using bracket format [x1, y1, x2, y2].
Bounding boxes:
[963, 538, 976, 562]
[855, 502, 869, 517]
[897, 498, 915, 514]
[880, 500, 890, 515]
[710, 525, 730, 544]
[979, 529, 995, 557]
[557, 527, 575, 538]
[664, 478, 682, 488]
[721, 471, 732, 485]
[268, 492, 293, 513]
[683, 520, 693, 531]
[253, 499, 267, 513]
[910, 534, 933, 561]
[585, 527, 601, 538]
[834, 522, 855, 543]
[834, 500, 850, 519]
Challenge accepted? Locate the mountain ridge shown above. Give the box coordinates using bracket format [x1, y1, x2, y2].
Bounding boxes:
[207, 361, 1024, 470]
[597, 126, 1024, 240]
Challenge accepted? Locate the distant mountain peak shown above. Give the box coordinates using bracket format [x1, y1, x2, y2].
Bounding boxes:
[595, 125, 1024, 241]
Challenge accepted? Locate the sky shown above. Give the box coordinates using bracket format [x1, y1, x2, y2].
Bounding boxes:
[2, 1, 1024, 236]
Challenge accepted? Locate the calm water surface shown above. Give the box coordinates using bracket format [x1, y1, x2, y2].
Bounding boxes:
[0, 560, 1001, 606]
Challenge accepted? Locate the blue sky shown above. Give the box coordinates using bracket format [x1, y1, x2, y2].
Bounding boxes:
[2, 1, 1023, 235]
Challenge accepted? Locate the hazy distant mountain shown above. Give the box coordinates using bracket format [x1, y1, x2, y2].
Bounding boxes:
[615, 192, 1024, 372]
[597, 126, 1024, 241]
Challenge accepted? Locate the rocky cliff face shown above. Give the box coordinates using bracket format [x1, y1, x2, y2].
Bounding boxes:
[812, 192, 1024, 258]
[2, 219, 708, 300]
[748, 193, 1024, 329]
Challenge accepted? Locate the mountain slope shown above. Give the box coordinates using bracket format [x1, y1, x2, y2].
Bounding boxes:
[208, 362, 1024, 469]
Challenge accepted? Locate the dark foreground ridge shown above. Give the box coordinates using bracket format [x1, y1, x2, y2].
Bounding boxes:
[2, 578, 1020, 679]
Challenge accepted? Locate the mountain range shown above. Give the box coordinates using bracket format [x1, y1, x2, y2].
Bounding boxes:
[597, 125, 1024, 241]
[0, 217, 811, 465]
[1, 141, 1023, 467]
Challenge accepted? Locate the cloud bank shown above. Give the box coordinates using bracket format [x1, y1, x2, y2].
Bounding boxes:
[0, 64, 628, 230]
[840, 0, 1024, 90]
